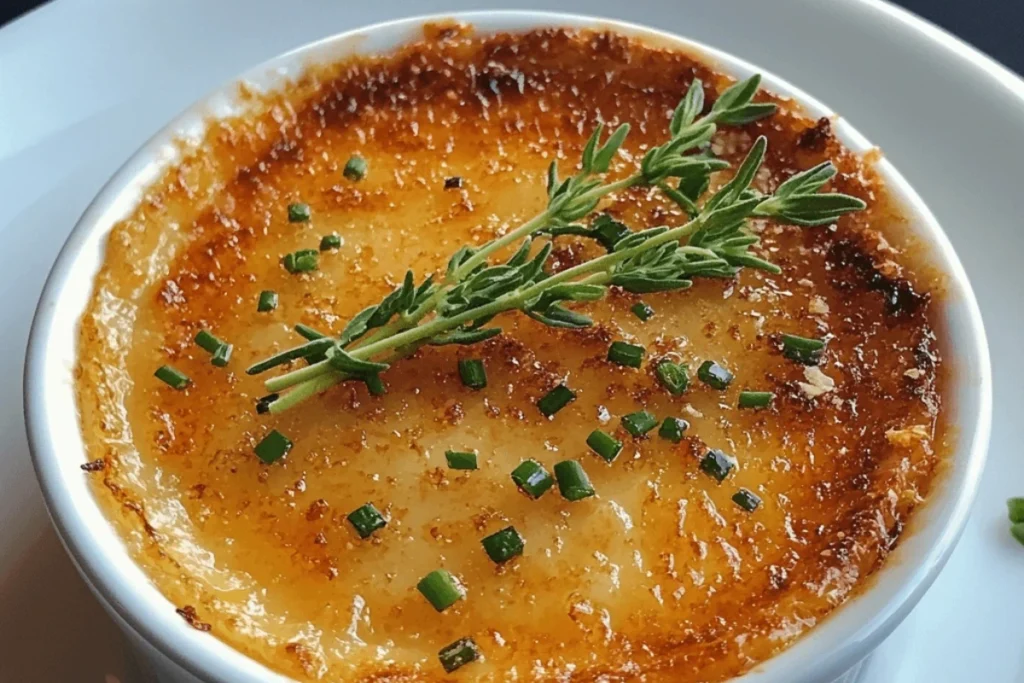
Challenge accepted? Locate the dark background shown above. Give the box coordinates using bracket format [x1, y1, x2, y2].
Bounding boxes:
[2, 0, 1024, 74]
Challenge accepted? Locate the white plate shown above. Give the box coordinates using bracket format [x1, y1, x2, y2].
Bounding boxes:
[2, 1, 1021, 682]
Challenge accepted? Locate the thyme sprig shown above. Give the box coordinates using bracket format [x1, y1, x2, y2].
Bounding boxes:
[248, 75, 866, 412]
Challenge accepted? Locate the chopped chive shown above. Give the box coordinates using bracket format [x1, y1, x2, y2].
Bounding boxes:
[699, 449, 736, 483]
[607, 341, 645, 368]
[732, 488, 762, 512]
[445, 450, 478, 470]
[739, 391, 774, 409]
[630, 302, 654, 321]
[511, 459, 555, 499]
[537, 384, 575, 417]
[417, 569, 465, 612]
[346, 503, 387, 538]
[586, 429, 623, 463]
[1008, 497, 1024, 524]
[781, 333, 826, 365]
[320, 233, 342, 251]
[245, 338, 334, 375]
[481, 526, 525, 563]
[438, 637, 481, 673]
[254, 430, 292, 464]
[283, 249, 319, 274]
[287, 202, 311, 223]
[194, 329, 231, 367]
[154, 365, 190, 390]
[554, 460, 595, 501]
[343, 155, 368, 181]
[1012, 523, 1024, 547]
[211, 343, 233, 367]
[364, 374, 386, 396]
[444, 176, 463, 190]
[622, 410, 658, 437]
[658, 417, 689, 443]
[255, 393, 279, 414]
[194, 330, 225, 354]
[458, 359, 487, 389]
[697, 360, 733, 390]
[656, 360, 689, 395]
[257, 290, 278, 312]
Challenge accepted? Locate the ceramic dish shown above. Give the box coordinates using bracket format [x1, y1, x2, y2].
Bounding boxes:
[24, 11, 991, 683]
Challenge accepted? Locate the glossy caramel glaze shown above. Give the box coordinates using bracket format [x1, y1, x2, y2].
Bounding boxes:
[76, 25, 951, 681]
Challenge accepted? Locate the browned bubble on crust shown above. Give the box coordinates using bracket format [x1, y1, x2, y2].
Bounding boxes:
[75, 24, 951, 682]
[176, 605, 212, 632]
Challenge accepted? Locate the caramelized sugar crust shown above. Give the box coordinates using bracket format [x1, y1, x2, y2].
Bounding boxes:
[76, 24, 949, 681]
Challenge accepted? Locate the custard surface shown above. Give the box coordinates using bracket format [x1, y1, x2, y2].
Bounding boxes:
[77, 26, 949, 681]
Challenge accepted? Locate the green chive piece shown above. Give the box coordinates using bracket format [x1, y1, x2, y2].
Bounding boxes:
[254, 430, 292, 464]
[245, 338, 334, 375]
[287, 202, 311, 223]
[554, 460, 596, 501]
[343, 155, 368, 181]
[283, 249, 319, 274]
[364, 374, 386, 396]
[732, 488, 761, 512]
[438, 637, 481, 674]
[738, 391, 774, 409]
[481, 526, 525, 563]
[211, 343, 233, 368]
[630, 302, 654, 321]
[445, 450, 478, 470]
[537, 384, 575, 417]
[586, 429, 623, 463]
[608, 341, 645, 368]
[346, 503, 387, 538]
[781, 333, 826, 365]
[458, 359, 487, 389]
[194, 330, 224, 354]
[511, 459, 555, 499]
[1012, 523, 1024, 547]
[257, 290, 278, 312]
[1007, 497, 1024, 524]
[320, 233, 342, 251]
[622, 410, 658, 437]
[417, 569, 465, 612]
[697, 360, 733, 390]
[154, 365, 190, 390]
[699, 449, 736, 483]
[656, 360, 689, 395]
[658, 417, 689, 443]
[294, 323, 327, 341]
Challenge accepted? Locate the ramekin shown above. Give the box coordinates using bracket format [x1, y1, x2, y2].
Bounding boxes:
[24, 11, 991, 683]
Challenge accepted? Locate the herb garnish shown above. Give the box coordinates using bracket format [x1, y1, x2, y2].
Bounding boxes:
[247, 75, 865, 413]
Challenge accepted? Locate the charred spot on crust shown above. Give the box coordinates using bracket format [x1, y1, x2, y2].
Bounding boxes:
[474, 63, 526, 98]
[826, 239, 929, 317]
[798, 117, 832, 151]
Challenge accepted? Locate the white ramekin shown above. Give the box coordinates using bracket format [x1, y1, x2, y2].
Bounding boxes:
[24, 11, 991, 683]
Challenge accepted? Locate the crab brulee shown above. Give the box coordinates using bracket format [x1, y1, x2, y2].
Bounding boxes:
[76, 24, 950, 682]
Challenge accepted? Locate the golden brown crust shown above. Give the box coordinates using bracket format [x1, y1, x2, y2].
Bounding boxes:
[76, 25, 950, 681]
